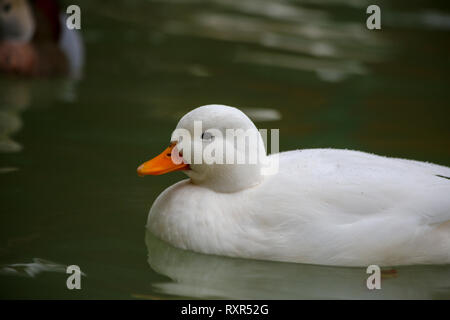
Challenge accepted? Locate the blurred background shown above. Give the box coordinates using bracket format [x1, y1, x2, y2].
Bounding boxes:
[0, 0, 449, 299]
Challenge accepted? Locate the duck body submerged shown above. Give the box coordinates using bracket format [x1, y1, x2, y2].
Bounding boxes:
[141, 105, 450, 267]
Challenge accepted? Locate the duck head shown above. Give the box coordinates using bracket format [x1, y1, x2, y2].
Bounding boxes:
[138, 105, 268, 193]
[0, 0, 35, 42]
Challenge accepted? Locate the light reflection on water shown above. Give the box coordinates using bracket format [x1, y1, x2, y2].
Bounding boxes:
[0, 78, 80, 156]
[0, 0, 449, 299]
[159, 0, 389, 82]
[0, 258, 71, 278]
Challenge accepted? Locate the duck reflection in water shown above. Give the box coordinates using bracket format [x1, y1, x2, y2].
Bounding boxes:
[145, 231, 450, 299]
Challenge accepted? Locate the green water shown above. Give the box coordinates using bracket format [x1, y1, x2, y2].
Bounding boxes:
[1, 0, 449, 299]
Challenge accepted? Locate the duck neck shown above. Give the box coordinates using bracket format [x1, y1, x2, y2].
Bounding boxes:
[188, 162, 265, 193]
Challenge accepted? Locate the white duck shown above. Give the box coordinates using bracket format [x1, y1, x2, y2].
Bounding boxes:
[138, 104, 450, 267]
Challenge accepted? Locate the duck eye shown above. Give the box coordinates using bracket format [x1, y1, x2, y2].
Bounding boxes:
[3, 2, 11, 13]
[201, 131, 213, 141]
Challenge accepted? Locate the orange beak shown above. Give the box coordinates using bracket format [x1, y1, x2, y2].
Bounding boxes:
[137, 143, 190, 176]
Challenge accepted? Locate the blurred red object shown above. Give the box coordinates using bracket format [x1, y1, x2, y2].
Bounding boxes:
[32, 0, 61, 42]
[0, 41, 37, 75]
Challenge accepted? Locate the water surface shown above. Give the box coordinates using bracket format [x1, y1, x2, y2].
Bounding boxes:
[0, 0, 449, 299]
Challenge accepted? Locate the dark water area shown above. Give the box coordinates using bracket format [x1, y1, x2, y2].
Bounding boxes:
[0, 0, 449, 299]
